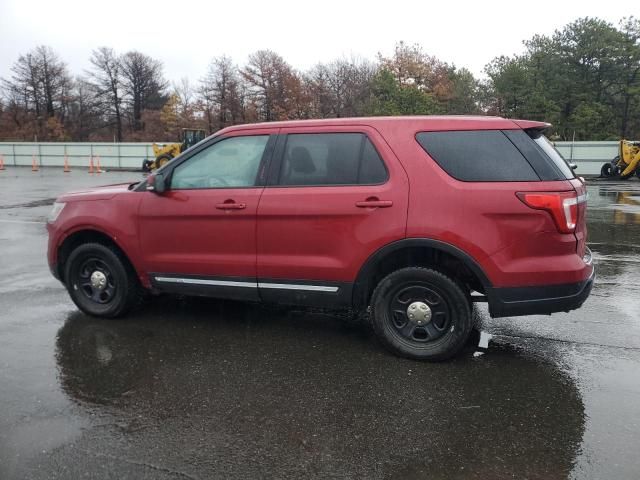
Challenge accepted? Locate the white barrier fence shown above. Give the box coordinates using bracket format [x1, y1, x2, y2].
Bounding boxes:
[554, 141, 624, 176]
[0, 142, 156, 170]
[0, 140, 628, 175]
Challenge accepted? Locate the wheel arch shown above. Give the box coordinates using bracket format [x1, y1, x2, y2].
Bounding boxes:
[352, 239, 492, 310]
[56, 228, 139, 284]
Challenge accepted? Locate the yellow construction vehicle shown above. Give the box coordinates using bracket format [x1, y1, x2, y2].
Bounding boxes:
[142, 128, 207, 172]
[600, 140, 640, 179]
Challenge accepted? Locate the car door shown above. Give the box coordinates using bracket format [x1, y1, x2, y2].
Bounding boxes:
[138, 130, 277, 300]
[256, 125, 409, 307]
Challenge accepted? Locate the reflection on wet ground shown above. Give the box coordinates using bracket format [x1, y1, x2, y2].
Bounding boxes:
[49, 300, 585, 479]
[1, 170, 639, 479]
[589, 180, 640, 244]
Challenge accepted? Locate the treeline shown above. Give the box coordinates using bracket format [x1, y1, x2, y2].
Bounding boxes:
[1, 16, 638, 142]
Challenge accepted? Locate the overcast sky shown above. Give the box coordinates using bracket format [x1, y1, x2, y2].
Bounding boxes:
[0, 0, 637, 85]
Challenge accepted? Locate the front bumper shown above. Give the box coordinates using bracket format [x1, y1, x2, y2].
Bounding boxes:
[46, 222, 63, 281]
[487, 266, 595, 318]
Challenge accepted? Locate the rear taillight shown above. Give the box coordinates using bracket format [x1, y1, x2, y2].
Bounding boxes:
[516, 191, 582, 233]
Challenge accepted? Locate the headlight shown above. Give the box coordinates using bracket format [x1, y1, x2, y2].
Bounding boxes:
[47, 202, 66, 223]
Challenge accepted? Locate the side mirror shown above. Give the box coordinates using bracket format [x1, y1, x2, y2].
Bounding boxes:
[146, 172, 167, 193]
[569, 163, 578, 171]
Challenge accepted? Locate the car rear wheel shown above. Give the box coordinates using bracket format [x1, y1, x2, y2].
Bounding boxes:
[370, 267, 472, 361]
[64, 243, 139, 318]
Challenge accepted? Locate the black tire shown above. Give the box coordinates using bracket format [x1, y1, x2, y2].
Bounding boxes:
[64, 243, 139, 318]
[600, 163, 613, 177]
[155, 154, 173, 170]
[370, 267, 472, 361]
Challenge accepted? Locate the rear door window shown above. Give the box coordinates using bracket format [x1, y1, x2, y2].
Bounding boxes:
[416, 130, 540, 182]
[278, 133, 388, 186]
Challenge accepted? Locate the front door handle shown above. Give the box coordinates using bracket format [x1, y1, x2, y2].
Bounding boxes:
[216, 201, 246, 210]
[355, 198, 393, 208]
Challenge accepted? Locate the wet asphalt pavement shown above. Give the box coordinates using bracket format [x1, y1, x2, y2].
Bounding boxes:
[1, 168, 639, 479]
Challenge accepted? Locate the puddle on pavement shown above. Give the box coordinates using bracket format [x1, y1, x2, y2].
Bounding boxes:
[51, 302, 585, 479]
[587, 183, 640, 265]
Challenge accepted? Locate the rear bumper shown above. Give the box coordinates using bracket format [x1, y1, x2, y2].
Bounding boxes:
[488, 266, 595, 318]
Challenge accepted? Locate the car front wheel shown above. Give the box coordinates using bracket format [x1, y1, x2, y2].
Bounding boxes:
[370, 267, 472, 361]
[64, 243, 139, 318]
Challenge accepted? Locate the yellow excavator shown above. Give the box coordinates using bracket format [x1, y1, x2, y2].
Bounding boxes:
[600, 140, 640, 179]
[142, 128, 207, 172]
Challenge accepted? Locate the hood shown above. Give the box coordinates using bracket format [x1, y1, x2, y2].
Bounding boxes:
[57, 182, 137, 203]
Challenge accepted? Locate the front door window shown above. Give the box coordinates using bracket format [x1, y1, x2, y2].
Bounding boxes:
[171, 135, 269, 189]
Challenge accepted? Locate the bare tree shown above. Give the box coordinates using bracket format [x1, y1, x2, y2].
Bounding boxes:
[86, 47, 123, 141]
[173, 77, 195, 119]
[241, 50, 307, 121]
[306, 57, 375, 118]
[38, 46, 71, 118]
[200, 55, 244, 131]
[0, 87, 32, 139]
[305, 64, 334, 118]
[2, 46, 72, 139]
[67, 78, 102, 140]
[121, 51, 167, 132]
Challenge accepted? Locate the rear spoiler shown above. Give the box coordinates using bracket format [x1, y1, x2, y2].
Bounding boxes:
[512, 119, 551, 131]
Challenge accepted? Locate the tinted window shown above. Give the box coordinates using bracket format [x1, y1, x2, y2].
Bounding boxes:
[360, 138, 389, 184]
[279, 133, 387, 186]
[416, 130, 539, 182]
[171, 135, 269, 189]
[503, 129, 563, 181]
[531, 134, 575, 179]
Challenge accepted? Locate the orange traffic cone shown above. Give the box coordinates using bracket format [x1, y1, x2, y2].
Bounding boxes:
[96, 156, 102, 174]
[31, 155, 39, 172]
[63, 154, 71, 173]
[88, 156, 94, 174]
[0, 155, 5, 171]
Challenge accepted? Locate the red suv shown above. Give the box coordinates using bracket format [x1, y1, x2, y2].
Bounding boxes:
[47, 116, 594, 360]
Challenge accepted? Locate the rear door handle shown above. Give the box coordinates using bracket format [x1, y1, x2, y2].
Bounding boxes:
[355, 199, 393, 208]
[216, 201, 246, 210]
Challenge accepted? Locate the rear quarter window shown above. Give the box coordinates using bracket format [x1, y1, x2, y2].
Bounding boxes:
[531, 133, 576, 179]
[416, 130, 540, 182]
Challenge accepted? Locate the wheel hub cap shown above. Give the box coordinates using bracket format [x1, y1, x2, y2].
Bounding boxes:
[90, 271, 107, 290]
[407, 301, 432, 325]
